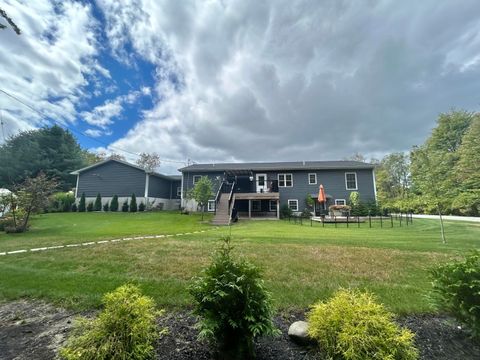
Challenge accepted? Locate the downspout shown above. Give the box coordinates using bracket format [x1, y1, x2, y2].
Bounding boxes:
[75, 174, 79, 198]
[372, 168, 378, 203]
[180, 172, 184, 207]
[144, 173, 150, 207]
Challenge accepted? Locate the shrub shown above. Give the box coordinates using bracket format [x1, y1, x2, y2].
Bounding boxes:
[122, 200, 129, 212]
[301, 208, 312, 218]
[130, 193, 137, 212]
[110, 195, 119, 212]
[71, 203, 77, 212]
[103, 202, 109, 212]
[78, 193, 86, 212]
[49, 192, 75, 212]
[139, 202, 145, 212]
[94, 193, 102, 211]
[431, 251, 480, 337]
[0, 217, 14, 232]
[86, 202, 93, 212]
[60, 284, 164, 360]
[307, 289, 418, 360]
[189, 237, 278, 360]
[280, 204, 292, 218]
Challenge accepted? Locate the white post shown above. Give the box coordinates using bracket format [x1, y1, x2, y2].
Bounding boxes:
[144, 173, 150, 208]
[276, 200, 280, 219]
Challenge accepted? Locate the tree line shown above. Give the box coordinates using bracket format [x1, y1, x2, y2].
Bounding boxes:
[373, 110, 479, 216]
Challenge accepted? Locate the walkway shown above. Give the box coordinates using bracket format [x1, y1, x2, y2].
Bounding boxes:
[0, 227, 219, 257]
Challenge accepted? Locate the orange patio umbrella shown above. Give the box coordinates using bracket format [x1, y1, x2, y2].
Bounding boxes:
[318, 184, 326, 210]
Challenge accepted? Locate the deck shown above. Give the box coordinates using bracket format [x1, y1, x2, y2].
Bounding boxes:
[234, 192, 280, 200]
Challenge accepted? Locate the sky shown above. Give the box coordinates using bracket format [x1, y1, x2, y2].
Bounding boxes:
[1, 0, 480, 174]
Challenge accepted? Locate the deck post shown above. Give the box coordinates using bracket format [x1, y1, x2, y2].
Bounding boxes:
[277, 200, 280, 219]
[248, 199, 251, 219]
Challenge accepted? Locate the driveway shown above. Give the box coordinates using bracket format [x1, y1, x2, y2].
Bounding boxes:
[412, 214, 480, 223]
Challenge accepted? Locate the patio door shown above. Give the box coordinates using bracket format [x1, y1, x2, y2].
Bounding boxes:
[256, 173, 267, 193]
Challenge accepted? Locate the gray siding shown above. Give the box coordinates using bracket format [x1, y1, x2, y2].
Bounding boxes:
[171, 180, 181, 199]
[182, 169, 376, 211]
[77, 161, 146, 197]
[148, 175, 171, 198]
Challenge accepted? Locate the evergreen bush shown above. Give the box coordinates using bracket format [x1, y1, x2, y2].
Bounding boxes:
[71, 203, 77, 212]
[308, 289, 418, 360]
[103, 202, 109, 212]
[130, 193, 137, 212]
[86, 202, 93, 212]
[122, 200, 129, 212]
[110, 195, 119, 212]
[189, 237, 278, 360]
[139, 202, 145, 212]
[94, 193, 102, 211]
[60, 284, 164, 360]
[78, 193, 86, 212]
[280, 204, 292, 218]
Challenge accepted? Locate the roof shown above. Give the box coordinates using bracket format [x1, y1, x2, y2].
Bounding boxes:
[70, 158, 180, 181]
[179, 160, 375, 172]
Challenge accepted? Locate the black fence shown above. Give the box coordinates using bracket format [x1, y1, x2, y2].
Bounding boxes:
[285, 212, 414, 229]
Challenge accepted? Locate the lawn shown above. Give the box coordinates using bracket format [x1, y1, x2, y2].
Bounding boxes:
[0, 212, 478, 314]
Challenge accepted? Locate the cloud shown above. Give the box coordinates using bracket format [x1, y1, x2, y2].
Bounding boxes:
[0, 0, 101, 142]
[93, 0, 480, 173]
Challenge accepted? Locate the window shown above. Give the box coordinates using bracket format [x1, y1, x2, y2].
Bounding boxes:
[176, 187, 181, 197]
[335, 199, 346, 206]
[252, 200, 261, 211]
[287, 199, 298, 211]
[345, 172, 358, 190]
[193, 175, 202, 185]
[308, 173, 317, 185]
[207, 200, 216, 212]
[269, 200, 277, 212]
[278, 173, 293, 187]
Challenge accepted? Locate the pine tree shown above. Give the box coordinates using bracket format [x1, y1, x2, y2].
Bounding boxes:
[87, 202, 93, 212]
[130, 193, 137, 212]
[78, 193, 86, 212]
[122, 200, 129, 212]
[139, 202, 145, 212]
[110, 195, 119, 212]
[94, 193, 102, 211]
[103, 202, 109, 212]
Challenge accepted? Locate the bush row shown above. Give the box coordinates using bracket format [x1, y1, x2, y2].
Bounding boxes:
[71, 193, 145, 213]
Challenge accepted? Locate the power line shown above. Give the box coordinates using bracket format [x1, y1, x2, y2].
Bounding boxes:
[0, 88, 188, 164]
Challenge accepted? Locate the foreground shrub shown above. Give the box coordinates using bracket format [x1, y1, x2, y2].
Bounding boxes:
[280, 204, 292, 218]
[71, 203, 77, 212]
[431, 251, 480, 337]
[122, 200, 129, 212]
[189, 237, 278, 360]
[60, 284, 163, 360]
[86, 202, 93, 212]
[78, 193, 86, 212]
[139, 202, 145, 212]
[307, 289, 418, 360]
[102, 202, 109, 212]
[49, 192, 75, 212]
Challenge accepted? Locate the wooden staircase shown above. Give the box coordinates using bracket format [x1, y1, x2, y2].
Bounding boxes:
[211, 193, 231, 225]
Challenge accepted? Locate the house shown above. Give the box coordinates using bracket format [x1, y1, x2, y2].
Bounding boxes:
[179, 161, 377, 224]
[71, 159, 181, 210]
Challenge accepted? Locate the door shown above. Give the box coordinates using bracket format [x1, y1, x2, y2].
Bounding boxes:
[256, 173, 267, 193]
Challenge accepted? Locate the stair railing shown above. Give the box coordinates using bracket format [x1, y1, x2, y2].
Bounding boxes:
[228, 181, 236, 223]
[214, 181, 225, 215]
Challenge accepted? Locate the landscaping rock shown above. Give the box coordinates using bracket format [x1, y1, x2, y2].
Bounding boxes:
[288, 321, 311, 345]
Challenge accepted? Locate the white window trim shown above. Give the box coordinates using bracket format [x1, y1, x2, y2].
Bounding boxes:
[335, 199, 346, 206]
[287, 199, 299, 211]
[345, 172, 358, 190]
[278, 173, 293, 187]
[308, 173, 317, 185]
[269, 200, 277, 212]
[193, 175, 202, 185]
[252, 200, 261, 211]
[207, 200, 216, 212]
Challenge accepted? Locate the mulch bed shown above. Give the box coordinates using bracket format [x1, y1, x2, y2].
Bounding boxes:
[1, 300, 479, 359]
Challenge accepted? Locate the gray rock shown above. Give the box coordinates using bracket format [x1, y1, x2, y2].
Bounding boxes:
[288, 320, 311, 345]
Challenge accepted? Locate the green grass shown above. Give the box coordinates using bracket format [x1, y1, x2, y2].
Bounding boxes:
[0, 212, 478, 314]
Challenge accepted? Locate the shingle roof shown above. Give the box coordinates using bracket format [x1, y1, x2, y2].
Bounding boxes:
[70, 158, 180, 181]
[179, 160, 374, 172]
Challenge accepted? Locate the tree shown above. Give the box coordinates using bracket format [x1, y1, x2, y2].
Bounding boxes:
[11, 173, 57, 232]
[110, 195, 119, 212]
[188, 176, 213, 220]
[78, 193, 86, 212]
[81, 150, 102, 166]
[0, 126, 85, 190]
[130, 193, 137, 212]
[375, 152, 411, 204]
[136, 152, 161, 172]
[344, 152, 367, 162]
[94, 193, 102, 211]
[122, 200, 129, 212]
[97, 151, 126, 162]
[103, 202, 109, 212]
[0, 8, 21, 34]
